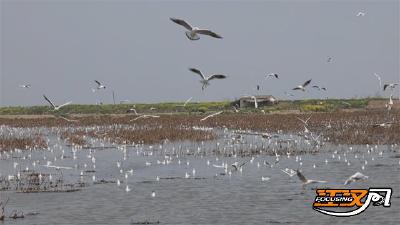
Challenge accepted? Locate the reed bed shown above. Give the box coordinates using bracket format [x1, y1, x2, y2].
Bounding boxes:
[60, 130, 87, 146]
[1, 109, 399, 145]
[0, 135, 47, 151]
[64, 126, 217, 145]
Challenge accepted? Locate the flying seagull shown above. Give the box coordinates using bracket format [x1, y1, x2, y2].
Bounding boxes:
[296, 115, 312, 126]
[293, 79, 312, 91]
[42, 165, 73, 170]
[131, 115, 160, 121]
[373, 73, 382, 89]
[126, 108, 138, 114]
[266, 73, 279, 79]
[344, 172, 368, 185]
[296, 169, 327, 187]
[383, 83, 398, 91]
[177, 97, 193, 107]
[93, 80, 106, 92]
[284, 91, 294, 97]
[43, 95, 72, 111]
[232, 104, 239, 113]
[170, 17, 223, 40]
[189, 68, 227, 90]
[356, 11, 366, 17]
[281, 168, 296, 177]
[57, 115, 78, 123]
[312, 85, 327, 91]
[261, 176, 271, 181]
[231, 159, 251, 171]
[200, 111, 223, 121]
[372, 121, 394, 128]
[19, 84, 31, 88]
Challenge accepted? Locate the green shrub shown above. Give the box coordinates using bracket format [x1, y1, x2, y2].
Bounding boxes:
[198, 107, 208, 113]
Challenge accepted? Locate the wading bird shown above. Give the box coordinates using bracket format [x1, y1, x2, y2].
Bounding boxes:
[170, 18, 223, 40]
[386, 95, 393, 111]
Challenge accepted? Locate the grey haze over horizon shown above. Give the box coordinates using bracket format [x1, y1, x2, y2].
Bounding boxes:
[1, 0, 399, 107]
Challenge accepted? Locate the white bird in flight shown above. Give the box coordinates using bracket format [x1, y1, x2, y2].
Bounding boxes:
[312, 85, 327, 91]
[231, 159, 250, 171]
[251, 96, 258, 109]
[177, 97, 193, 107]
[131, 115, 160, 121]
[281, 168, 296, 177]
[126, 108, 138, 114]
[266, 73, 279, 79]
[344, 172, 368, 185]
[93, 80, 106, 92]
[373, 73, 382, 89]
[296, 169, 327, 187]
[296, 115, 312, 126]
[284, 91, 294, 97]
[42, 165, 73, 170]
[19, 84, 31, 88]
[43, 95, 72, 111]
[261, 176, 270, 181]
[356, 11, 366, 17]
[200, 111, 223, 121]
[170, 17, 223, 40]
[383, 83, 398, 91]
[293, 79, 312, 91]
[189, 68, 227, 90]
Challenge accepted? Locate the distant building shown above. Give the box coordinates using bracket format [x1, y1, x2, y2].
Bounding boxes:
[236, 95, 278, 108]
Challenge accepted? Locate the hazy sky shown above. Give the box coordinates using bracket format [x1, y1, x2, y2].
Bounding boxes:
[1, 0, 399, 106]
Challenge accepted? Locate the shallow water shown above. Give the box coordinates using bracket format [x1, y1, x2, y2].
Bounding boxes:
[0, 127, 399, 225]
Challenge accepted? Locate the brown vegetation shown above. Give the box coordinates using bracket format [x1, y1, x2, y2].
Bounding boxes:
[60, 130, 87, 146]
[0, 135, 47, 151]
[0, 109, 399, 145]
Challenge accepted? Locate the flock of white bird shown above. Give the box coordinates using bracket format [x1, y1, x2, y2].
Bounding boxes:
[3, 10, 398, 223]
[15, 12, 398, 110]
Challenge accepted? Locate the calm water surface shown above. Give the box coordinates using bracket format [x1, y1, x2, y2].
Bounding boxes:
[0, 127, 399, 225]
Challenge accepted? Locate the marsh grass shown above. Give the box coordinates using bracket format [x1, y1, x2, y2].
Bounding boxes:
[0, 135, 47, 151]
[0, 98, 376, 115]
[1, 108, 398, 145]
